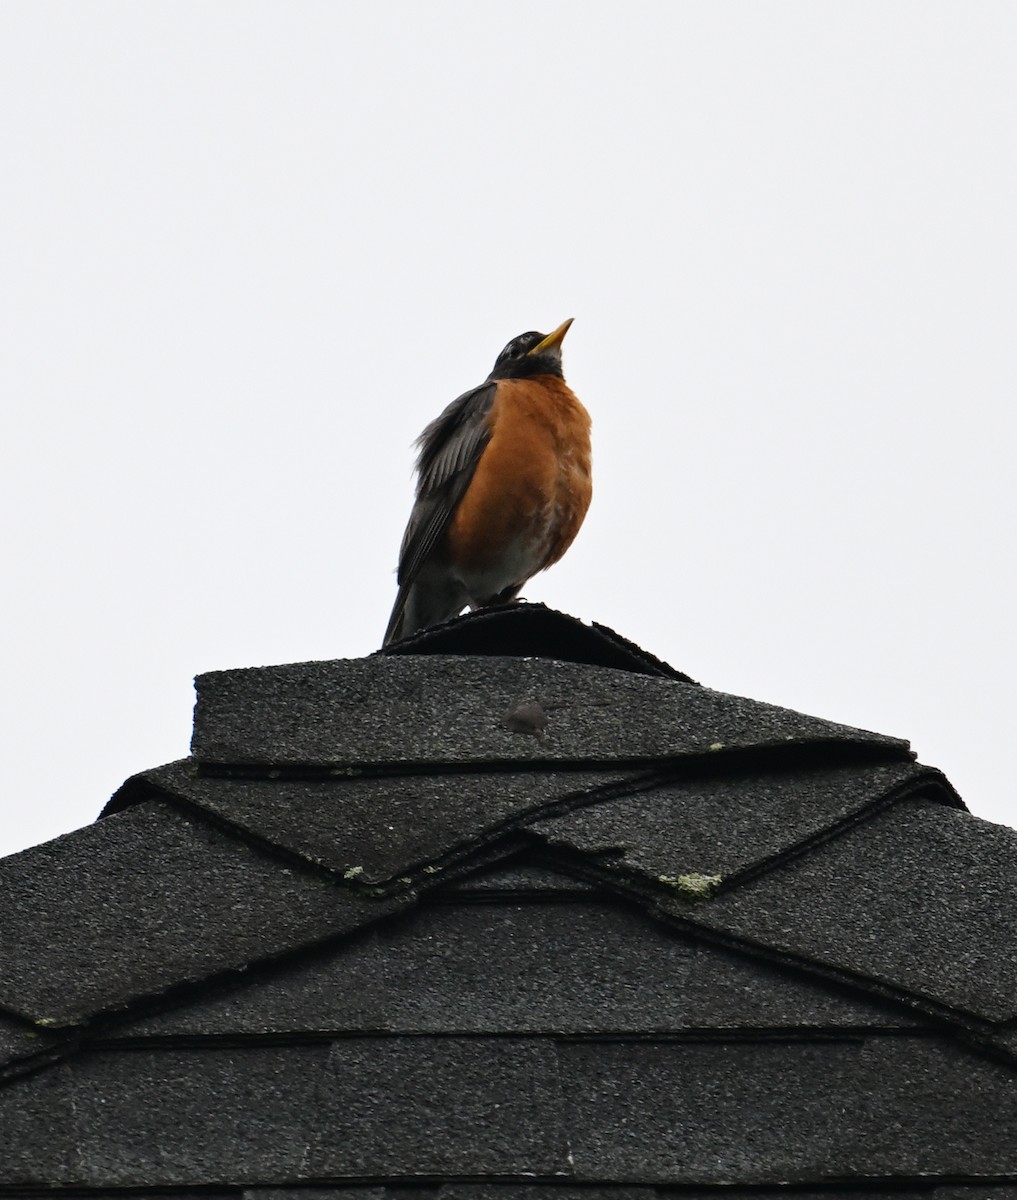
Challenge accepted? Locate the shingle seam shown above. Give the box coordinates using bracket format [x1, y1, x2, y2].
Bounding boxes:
[516, 846, 1014, 1058]
[115, 784, 401, 890]
[98, 762, 190, 817]
[107, 773, 520, 901]
[226, 1179, 1017, 1193]
[17, 1167, 1017, 1191]
[123, 748, 913, 896]
[193, 758, 638, 783]
[519, 765, 958, 904]
[971, 1032, 1017, 1073]
[86, 1027, 944, 1051]
[665, 914, 1017, 1061]
[410, 1180, 1017, 1190]
[0, 1031, 79, 1090]
[0, 1002, 47, 1031]
[0, 890, 423, 1063]
[272, 1177, 1017, 1191]
[357, 1176, 1017, 1190]
[710, 766, 963, 894]
[100, 758, 637, 818]
[172, 781, 542, 896]
[114, 775, 554, 923]
[105, 745, 927, 899]
[430, 859, 598, 902]
[118, 770, 630, 893]
[188, 738, 914, 779]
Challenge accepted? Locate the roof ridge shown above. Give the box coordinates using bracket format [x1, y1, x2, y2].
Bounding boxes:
[377, 601, 696, 681]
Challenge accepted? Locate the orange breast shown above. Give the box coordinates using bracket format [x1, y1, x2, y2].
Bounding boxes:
[446, 375, 592, 582]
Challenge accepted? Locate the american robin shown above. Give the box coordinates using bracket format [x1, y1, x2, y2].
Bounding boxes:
[383, 318, 592, 646]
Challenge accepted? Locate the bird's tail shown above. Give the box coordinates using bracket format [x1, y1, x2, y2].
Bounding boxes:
[382, 571, 468, 647]
[382, 582, 412, 647]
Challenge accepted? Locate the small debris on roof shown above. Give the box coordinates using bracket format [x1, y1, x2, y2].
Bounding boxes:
[502, 699, 549, 742]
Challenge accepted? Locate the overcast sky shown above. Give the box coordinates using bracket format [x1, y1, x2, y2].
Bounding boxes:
[1, 2, 1015, 857]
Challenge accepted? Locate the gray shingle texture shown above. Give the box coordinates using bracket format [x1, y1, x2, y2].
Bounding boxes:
[304, 1037, 569, 1178]
[3, 606, 1015, 1192]
[688, 798, 1017, 1021]
[559, 1036, 1017, 1181]
[0, 800, 404, 1027]
[0, 1008, 59, 1076]
[531, 760, 949, 888]
[8, 1045, 328, 1186]
[125, 760, 630, 884]
[114, 897, 920, 1038]
[4, 1034, 1017, 1186]
[192, 655, 910, 768]
[0, 1054, 77, 1184]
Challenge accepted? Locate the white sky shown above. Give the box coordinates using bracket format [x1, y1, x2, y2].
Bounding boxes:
[1, 2, 1015, 858]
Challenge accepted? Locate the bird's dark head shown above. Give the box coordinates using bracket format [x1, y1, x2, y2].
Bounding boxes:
[487, 318, 573, 381]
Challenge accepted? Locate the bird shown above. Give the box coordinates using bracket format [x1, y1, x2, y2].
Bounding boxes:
[383, 318, 592, 646]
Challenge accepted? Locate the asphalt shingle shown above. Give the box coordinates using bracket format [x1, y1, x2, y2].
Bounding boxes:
[380, 601, 693, 681]
[0, 1045, 329, 1186]
[687, 798, 1017, 1022]
[304, 1037, 568, 1178]
[0, 801, 404, 1027]
[114, 896, 921, 1038]
[0, 1055, 77, 1184]
[5, 605, 1014, 1192]
[560, 1036, 1017, 1182]
[530, 760, 955, 892]
[0, 1009, 60, 1077]
[5, 1035, 1016, 1187]
[2, 1042, 562, 1185]
[109, 761, 630, 884]
[191, 655, 911, 770]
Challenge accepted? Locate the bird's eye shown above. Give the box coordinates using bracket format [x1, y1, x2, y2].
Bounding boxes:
[493, 331, 543, 370]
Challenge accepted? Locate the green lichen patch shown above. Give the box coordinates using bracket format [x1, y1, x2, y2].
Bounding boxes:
[657, 871, 722, 900]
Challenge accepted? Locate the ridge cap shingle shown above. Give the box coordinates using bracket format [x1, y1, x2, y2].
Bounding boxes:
[377, 601, 695, 681]
[190, 650, 911, 772]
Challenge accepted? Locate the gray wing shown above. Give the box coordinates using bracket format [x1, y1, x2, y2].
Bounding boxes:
[383, 381, 497, 644]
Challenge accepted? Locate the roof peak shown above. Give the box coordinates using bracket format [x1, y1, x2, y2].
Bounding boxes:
[377, 603, 695, 681]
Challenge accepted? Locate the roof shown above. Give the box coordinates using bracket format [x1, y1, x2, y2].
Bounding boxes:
[1, 604, 1016, 1193]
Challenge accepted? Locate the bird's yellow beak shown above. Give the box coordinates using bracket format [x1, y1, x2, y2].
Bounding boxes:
[528, 318, 574, 355]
